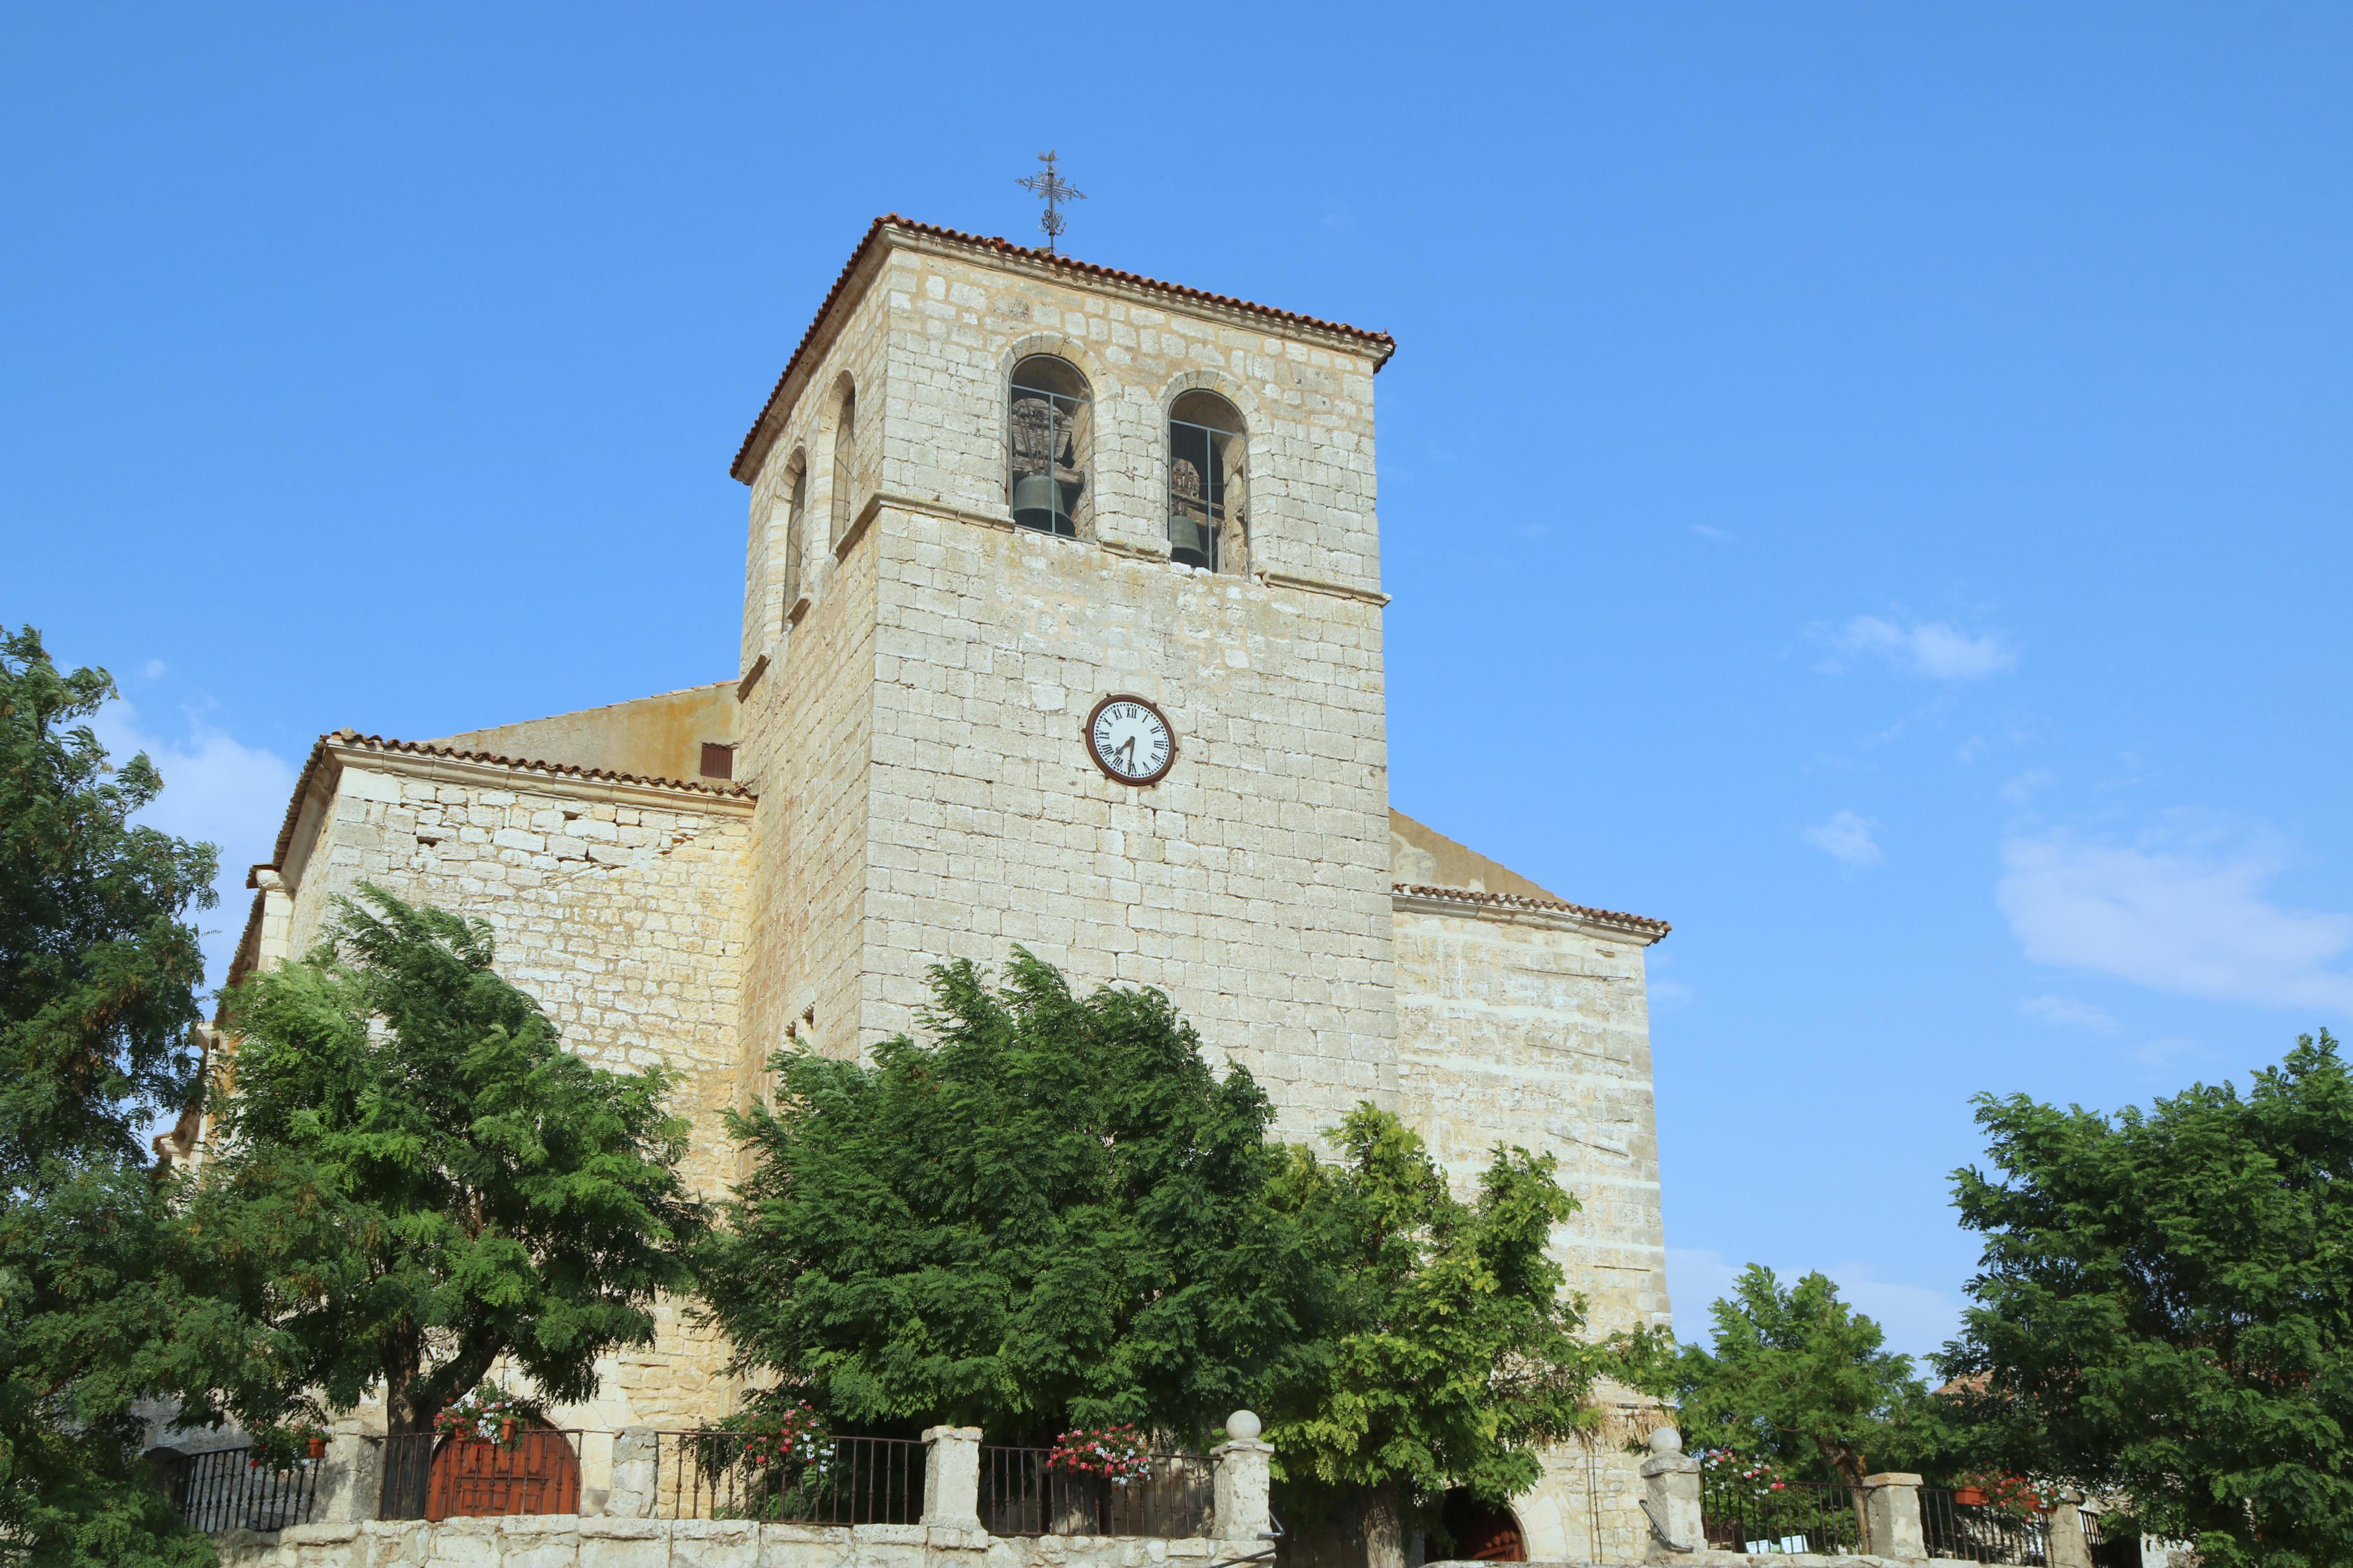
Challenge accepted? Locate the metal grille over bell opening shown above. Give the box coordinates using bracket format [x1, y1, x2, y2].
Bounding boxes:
[1007, 357, 1091, 538]
[1167, 392, 1245, 573]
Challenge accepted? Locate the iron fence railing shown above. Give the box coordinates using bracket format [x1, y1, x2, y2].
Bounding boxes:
[653, 1432, 923, 1523]
[378, 1428, 584, 1520]
[1920, 1488, 2053, 1565]
[169, 1445, 323, 1533]
[1699, 1477, 1869, 1556]
[979, 1446, 1213, 1538]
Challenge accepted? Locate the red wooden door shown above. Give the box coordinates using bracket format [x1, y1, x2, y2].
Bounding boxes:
[425, 1427, 580, 1519]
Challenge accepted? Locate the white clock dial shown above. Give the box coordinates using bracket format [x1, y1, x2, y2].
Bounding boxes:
[1085, 695, 1175, 785]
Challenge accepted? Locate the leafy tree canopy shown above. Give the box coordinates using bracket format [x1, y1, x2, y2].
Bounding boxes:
[0, 626, 225, 1567]
[1264, 1107, 1602, 1551]
[1616, 1264, 1943, 1488]
[1946, 1030, 2353, 1568]
[696, 951, 1319, 1448]
[195, 884, 708, 1435]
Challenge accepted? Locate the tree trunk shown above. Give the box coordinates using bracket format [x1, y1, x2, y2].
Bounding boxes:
[1361, 1483, 1406, 1568]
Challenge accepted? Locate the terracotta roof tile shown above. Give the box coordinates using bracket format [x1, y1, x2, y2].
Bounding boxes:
[730, 214, 1397, 483]
[1392, 881, 1671, 940]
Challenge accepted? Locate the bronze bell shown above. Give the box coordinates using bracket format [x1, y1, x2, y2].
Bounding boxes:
[1169, 514, 1213, 570]
[1012, 472, 1062, 532]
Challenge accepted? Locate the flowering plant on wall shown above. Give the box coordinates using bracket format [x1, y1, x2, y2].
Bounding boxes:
[435, 1382, 523, 1448]
[1699, 1448, 1789, 1499]
[1048, 1424, 1152, 1485]
[740, 1399, 833, 1474]
[1954, 1471, 2059, 1519]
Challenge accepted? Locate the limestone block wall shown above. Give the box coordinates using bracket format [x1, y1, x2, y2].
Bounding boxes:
[1390, 892, 1673, 1566]
[1391, 895, 1670, 1336]
[735, 504, 883, 1085]
[257, 740, 755, 1429]
[855, 504, 1397, 1143]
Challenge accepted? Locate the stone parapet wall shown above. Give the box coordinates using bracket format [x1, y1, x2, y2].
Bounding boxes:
[212, 1519, 1258, 1568]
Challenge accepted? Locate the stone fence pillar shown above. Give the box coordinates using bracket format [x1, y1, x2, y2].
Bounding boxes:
[1212, 1411, 1274, 1543]
[923, 1424, 984, 1532]
[2048, 1491, 2093, 1568]
[606, 1426, 656, 1520]
[315, 1431, 381, 1524]
[1862, 1473, 1926, 1560]
[1638, 1426, 1703, 1559]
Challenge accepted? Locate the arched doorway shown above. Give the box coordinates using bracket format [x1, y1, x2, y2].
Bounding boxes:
[425, 1425, 581, 1519]
[1441, 1488, 1527, 1562]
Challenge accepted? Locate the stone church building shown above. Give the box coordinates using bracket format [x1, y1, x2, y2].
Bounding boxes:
[226, 216, 1675, 1560]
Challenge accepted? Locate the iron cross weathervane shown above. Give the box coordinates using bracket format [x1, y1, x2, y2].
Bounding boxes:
[1016, 151, 1085, 253]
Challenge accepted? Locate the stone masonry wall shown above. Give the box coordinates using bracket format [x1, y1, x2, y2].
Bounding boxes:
[859, 507, 1396, 1140]
[1391, 895, 1672, 1563]
[266, 748, 754, 1429]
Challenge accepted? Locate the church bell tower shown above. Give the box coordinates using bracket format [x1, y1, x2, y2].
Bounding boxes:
[725, 216, 1401, 1141]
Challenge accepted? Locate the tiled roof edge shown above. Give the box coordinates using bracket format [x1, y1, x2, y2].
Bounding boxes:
[249, 730, 752, 889]
[329, 729, 752, 799]
[729, 214, 1398, 483]
[1393, 881, 1671, 938]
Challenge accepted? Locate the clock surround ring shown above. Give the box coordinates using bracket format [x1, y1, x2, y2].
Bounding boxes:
[1082, 694, 1177, 787]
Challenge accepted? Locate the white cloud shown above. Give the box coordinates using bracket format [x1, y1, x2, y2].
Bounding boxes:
[2021, 995, 2123, 1034]
[1690, 524, 1734, 541]
[137, 657, 168, 680]
[1827, 615, 2016, 682]
[1804, 810, 1883, 869]
[90, 700, 298, 990]
[1998, 825, 2353, 1015]
[1665, 1247, 1959, 1364]
[1649, 978, 1695, 1012]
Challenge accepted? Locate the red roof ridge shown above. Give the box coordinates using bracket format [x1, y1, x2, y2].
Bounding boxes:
[730, 215, 1397, 483]
[1392, 881, 1671, 938]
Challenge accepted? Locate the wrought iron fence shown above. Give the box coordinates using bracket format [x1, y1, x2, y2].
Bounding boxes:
[1919, 1488, 2053, 1565]
[378, 1428, 584, 1520]
[1699, 1476, 1869, 1556]
[653, 1432, 923, 1523]
[169, 1445, 322, 1533]
[979, 1446, 1213, 1538]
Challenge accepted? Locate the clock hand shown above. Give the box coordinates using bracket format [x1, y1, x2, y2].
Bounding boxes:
[1114, 736, 1136, 771]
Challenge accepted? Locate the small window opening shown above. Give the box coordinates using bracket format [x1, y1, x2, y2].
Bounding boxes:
[700, 742, 735, 781]
[1008, 355, 1091, 537]
[780, 457, 809, 615]
[1167, 391, 1246, 572]
[829, 383, 858, 546]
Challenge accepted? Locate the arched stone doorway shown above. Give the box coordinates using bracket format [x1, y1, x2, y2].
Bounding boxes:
[1441, 1488, 1527, 1562]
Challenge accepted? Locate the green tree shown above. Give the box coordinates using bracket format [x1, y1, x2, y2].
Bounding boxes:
[1946, 1030, 2353, 1568]
[695, 951, 1318, 1446]
[194, 885, 708, 1435]
[1264, 1107, 1602, 1567]
[0, 626, 228, 1567]
[1625, 1265, 1940, 1487]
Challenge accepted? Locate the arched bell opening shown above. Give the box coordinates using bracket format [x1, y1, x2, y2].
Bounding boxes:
[1167, 390, 1245, 573]
[1007, 355, 1092, 538]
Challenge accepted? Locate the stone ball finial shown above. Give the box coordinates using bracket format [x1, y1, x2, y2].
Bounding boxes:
[1647, 1424, 1684, 1456]
[1226, 1410, 1262, 1442]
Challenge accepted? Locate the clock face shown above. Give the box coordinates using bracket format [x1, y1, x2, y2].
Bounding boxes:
[1084, 695, 1176, 785]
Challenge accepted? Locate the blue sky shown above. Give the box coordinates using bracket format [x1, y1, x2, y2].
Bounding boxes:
[8, 4, 2348, 1363]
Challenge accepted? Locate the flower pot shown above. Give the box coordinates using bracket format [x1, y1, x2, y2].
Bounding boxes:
[307, 1437, 327, 1460]
[499, 1420, 516, 1445]
[1954, 1486, 1988, 1507]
